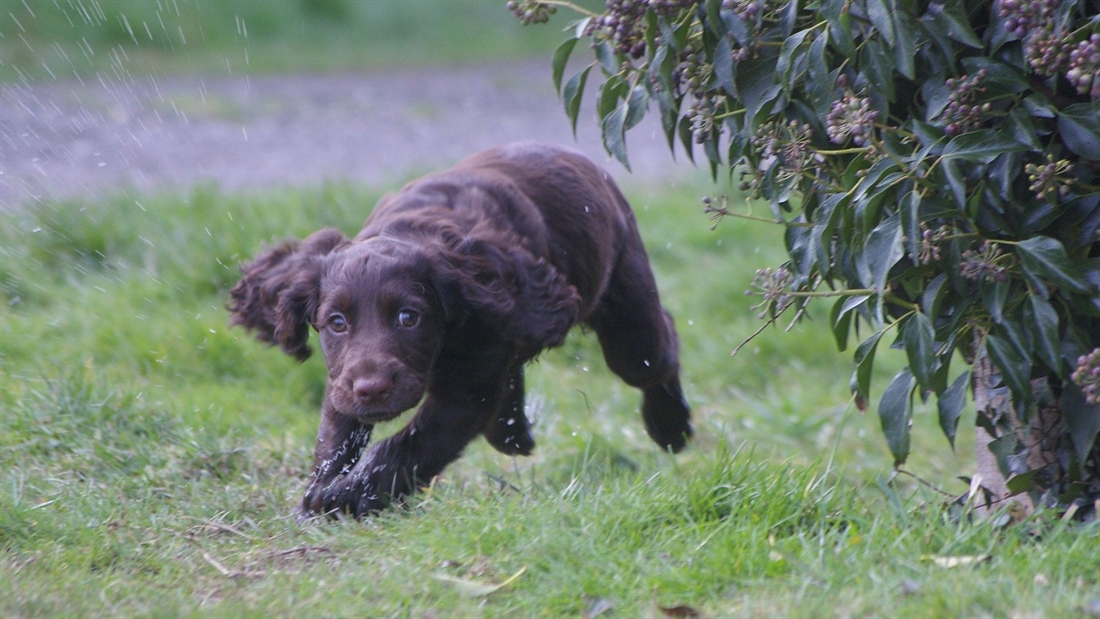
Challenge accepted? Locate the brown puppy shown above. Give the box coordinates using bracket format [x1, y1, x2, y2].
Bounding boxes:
[228, 142, 691, 518]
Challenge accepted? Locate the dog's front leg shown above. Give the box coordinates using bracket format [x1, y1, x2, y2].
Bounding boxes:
[317, 383, 504, 517]
[299, 402, 373, 519]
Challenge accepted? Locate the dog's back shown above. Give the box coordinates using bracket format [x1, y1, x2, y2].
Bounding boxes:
[360, 142, 637, 318]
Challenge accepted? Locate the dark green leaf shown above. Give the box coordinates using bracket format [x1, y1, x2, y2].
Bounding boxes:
[601, 103, 631, 171]
[903, 190, 921, 261]
[855, 330, 885, 402]
[776, 29, 811, 91]
[823, 0, 855, 56]
[677, 115, 695, 163]
[941, 130, 1026, 163]
[891, 0, 916, 79]
[860, 38, 895, 102]
[1016, 236, 1091, 294]
[987, 433, 1020, 478]
[1060, 382, 1100, 461]
[552, 38, 579, 95]
[1007, 108, 1042, 151]
[830, 295, 857, 352]
[929, 0, 982, 48]
[1057, 103, 1100, 161]
[624, 85, 648, 131]
[985, 334, 1031, 403]
[922, 273, 948, 318]
[998, 317, 1032, 360]
[904, 312, 938, 391]
[942, 159, 967, 208]
[713, 35, 735, 96]
[879, 368, 915, 465]
[866, 0, 895, 46]
[937, 371, 969, 449]
[563, 65, 592, 138]
[1005, 469, 1041, 495]
[733, 44, 780, 126]
[806, 30, 830, 110]
[980, 279, 1008, 324]
[596, 76, 625, 125]
[1024, 295, 1062, 375]
[857, 213, 903, 295]
[594, 40, 618, 75]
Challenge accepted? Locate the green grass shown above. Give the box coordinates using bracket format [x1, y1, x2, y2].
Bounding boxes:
[1, 0, 587, 82]
[1, 179, 1097, 616]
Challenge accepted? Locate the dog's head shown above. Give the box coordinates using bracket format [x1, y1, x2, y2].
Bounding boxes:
[228, 225, 580, 422]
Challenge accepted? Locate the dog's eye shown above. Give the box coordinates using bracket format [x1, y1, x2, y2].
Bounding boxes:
[396, 309, 419, 328]
[328, 313, 348, 333]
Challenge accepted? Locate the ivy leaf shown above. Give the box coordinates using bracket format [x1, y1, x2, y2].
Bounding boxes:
[1060, 382, 1100, 461]
[921, 273, 949, 318]
[928, 0, 982, 48]
[938, 371, 969, 450]
[733, 44, 781, 127]
[1024, 295, 1062, 375]
[776, 29, 812, 92]
[854, 330, 885, 403]
[1057, 103, 1100, 160]
[677, 115, 695, 163]
[985, 334, 1031, 403]
[596, 76, 626, 125]
[713, 35, 736, 96]
[601, 103, 631, 171]
[857, 213, 903, 295]
[1016, 236, 1092, 295]
[980, 279, 1008, 324]
[941, 129, 1026, 163]
[866, 0, 895, 46]
[904, 312, 938, 392]
[891, 0, 917, 79]
[879, 368, 916, 465]
[624, 85, 648, 131]
[594, 40, 618, 75]
[942, 159, 967, 208]
[830, 295, 864, 352]
[563, 66, 592, 138]
[552, 38, 579, 95]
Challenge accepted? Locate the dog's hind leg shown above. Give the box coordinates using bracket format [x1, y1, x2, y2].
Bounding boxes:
[586, 239, 692, 453]
[482, 364, 535, 456]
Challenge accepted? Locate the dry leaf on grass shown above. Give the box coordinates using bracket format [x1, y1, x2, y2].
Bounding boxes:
[659, 604, 702, 617]
[922, 554, 991, 568]
[431, 566, 527, 598]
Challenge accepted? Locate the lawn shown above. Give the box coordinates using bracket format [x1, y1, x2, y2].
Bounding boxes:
[1, 179, 1096, 617]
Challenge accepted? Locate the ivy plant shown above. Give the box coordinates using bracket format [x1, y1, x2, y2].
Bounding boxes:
[512, 0, 1100, 510]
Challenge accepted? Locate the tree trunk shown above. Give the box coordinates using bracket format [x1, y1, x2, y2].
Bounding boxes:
[971, 335, 1066, 517]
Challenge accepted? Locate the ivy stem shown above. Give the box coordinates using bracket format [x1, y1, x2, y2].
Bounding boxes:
[812, 146, 872, 156]
[707, 208, 815, 227]
[536, 0, 598, 18]
[714, 108, 747, 120]
[785, 288, 877, 298]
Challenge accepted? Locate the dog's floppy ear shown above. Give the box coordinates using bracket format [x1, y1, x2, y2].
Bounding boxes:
[434, 233, 581, 351]
[227, 228, 346, 361]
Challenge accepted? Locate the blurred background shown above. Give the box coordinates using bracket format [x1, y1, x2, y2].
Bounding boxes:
[2, 0, 699, 209]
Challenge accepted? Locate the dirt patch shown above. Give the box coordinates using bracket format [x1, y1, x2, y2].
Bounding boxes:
[1, 60, 694, 210]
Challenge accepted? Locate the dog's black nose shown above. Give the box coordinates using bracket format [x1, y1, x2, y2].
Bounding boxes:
[353, 376, 393, 403]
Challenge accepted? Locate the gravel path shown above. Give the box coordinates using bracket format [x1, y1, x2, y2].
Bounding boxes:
[1, 60, 693, 210]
